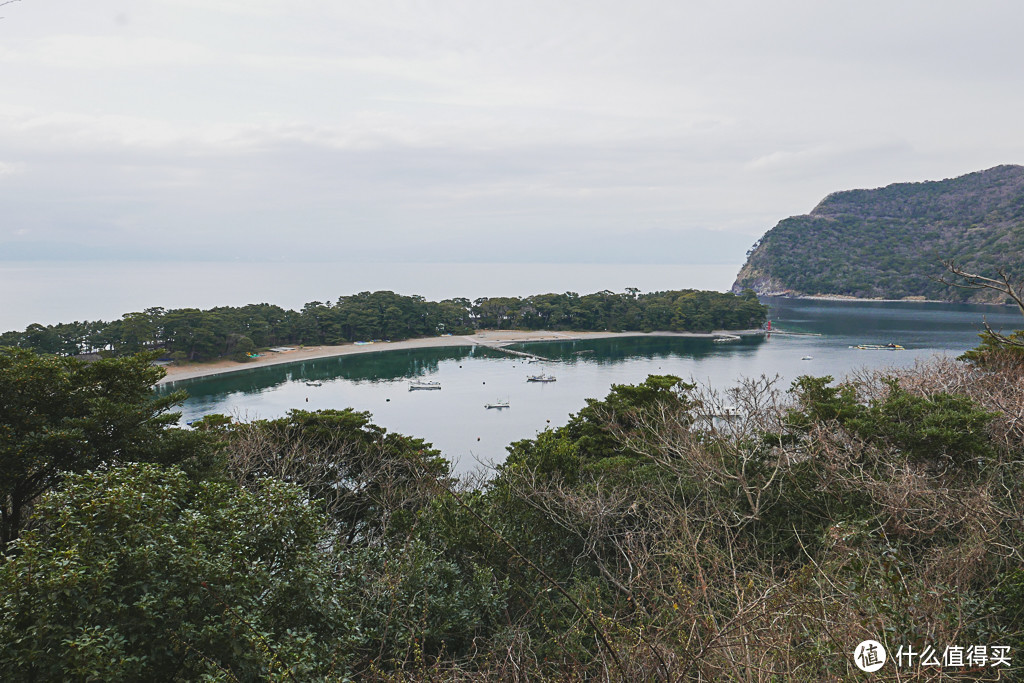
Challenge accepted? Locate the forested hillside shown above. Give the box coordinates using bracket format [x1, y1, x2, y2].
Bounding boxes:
[0, 288, 766, 362]
[732, 165, 1024, 301]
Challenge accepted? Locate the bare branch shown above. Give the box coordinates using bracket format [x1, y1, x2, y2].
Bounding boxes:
[939, 260, 1024, 315]
[938, 260, 1024, 349]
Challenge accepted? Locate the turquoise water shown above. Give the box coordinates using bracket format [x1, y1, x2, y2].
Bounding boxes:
[161, 297, 1022, 474]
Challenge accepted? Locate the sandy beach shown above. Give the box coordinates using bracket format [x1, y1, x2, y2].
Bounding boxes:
[157, 329, 764, 384]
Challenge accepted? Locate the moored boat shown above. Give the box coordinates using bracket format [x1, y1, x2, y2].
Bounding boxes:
[409, 380, 442, 390]
[852, 343, 905, 350]
[526, 373, 557, 383]
[485, 400, 510, 409]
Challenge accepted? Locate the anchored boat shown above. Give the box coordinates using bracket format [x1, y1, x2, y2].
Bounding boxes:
[485, 400, 510, 409]
[852, 343, 905, 350]
[409, 380, 442, 390]
[526, 373, 557, 383]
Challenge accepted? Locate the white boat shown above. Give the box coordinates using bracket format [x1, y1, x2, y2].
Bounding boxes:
[305, 381, 323, 387]
[526, 374, 557, 383]
[713, 334, 741, 343]
[851, 343, 905, 350]
[485, 400, 510, 409]
[409, 380, 441, 390]
[801, 356, 813, 361]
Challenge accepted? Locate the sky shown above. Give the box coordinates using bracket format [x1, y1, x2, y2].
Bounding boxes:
[1, 0, 1023, 265]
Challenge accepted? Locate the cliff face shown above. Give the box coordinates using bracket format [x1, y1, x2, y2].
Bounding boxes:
[732, 165, 1024, 303]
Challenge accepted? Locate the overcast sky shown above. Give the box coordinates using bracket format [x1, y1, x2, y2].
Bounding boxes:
[1, 1, 1022, 264]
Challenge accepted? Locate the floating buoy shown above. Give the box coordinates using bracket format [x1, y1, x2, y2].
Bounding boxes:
[477, 437, 481, 441]
[386, 398, 390, 402]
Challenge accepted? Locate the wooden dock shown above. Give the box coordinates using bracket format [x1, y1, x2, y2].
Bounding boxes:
[474, 341, 555, 363]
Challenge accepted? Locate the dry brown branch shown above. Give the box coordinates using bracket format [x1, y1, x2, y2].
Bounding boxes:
[223, 418, 443, 545]
[938, 261, 1024, 349]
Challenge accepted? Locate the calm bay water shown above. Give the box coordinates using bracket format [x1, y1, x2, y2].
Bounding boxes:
[161, 297, 1022, 475]
[0, 261, 740, 330]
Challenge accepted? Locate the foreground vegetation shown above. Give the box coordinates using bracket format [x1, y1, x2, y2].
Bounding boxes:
[2, 335, 1021, 679]
[0, 288, 767, 362]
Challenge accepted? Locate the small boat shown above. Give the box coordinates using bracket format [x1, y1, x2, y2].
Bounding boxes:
[852, 343, 905, 351]
[409, 380, 442, 390]
[485, 400, 510, 409]
[713, 334, 741, 343]
[527, 373, 557, 383]
[305, 381, 323, 387]
[801, 356, 813, 360]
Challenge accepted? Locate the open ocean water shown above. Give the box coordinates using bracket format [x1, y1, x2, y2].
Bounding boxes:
[0, 261, 740, 330]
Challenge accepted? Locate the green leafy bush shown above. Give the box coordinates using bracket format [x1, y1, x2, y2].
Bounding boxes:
[0, 465, 353, 681]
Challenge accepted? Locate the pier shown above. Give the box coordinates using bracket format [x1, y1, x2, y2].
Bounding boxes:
[474, 341, 556, 362]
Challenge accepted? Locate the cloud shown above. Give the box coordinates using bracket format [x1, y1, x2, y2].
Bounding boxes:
[0, 35, 215, 69]
[0, 161, 24, 177]
[746, 147, 838, 172]
[152, 0, 286, 17]
[1, 0, 1023, 267]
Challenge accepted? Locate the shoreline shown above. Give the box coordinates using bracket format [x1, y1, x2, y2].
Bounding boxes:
[157, 328, 765, 385]
[786, 294, 948, 304]
[760, 293, 1014, 306]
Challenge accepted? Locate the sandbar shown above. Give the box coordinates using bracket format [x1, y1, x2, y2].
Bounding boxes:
[157, 329, 765, 385]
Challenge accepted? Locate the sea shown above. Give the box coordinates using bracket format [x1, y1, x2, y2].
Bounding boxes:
[0, 261, 740, 330]
[7, 260, 1018, 475]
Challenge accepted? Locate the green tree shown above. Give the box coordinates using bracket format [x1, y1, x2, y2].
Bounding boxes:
[230, 334, 256, 362]
[786, 374, 998, 470]
[225, 408, 449, 544]
[846, 378, 997, 469]
[0, 348, 215, 547]
[0, 464, 351, 681]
